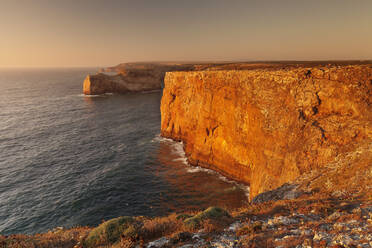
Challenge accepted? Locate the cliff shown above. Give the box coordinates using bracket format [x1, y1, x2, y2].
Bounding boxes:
[160, 65, 372, 200]
[84, 63, 198, 95]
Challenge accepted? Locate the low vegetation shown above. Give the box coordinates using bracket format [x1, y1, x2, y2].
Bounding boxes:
[184, 207, 232, 230]
[1, 195, 371, 248]
[0, 227, 90, 248]
[0, 206, 236, 248]
[84, 216, 134, 247]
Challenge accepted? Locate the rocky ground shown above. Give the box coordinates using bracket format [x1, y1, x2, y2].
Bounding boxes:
[143, 198, 372, 248]
[2, 196, 371, 248]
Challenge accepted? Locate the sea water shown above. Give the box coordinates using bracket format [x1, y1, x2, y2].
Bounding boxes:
[0, 68, 248, 235]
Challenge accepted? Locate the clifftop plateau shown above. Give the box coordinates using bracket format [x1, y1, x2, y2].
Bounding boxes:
[84, 61, 371, 95]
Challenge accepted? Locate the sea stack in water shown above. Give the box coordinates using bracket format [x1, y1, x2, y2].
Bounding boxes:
[83, 73, 161, 95]
[83, 62, 196, 95]
[160, 65, 372, 200]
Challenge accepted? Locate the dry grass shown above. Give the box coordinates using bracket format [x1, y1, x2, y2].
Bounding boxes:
[0, 227, 90, 248]
[0, 207, 235, 248]
[137, 207, 233, 242]
[236, 221, 262, 236]
[2, 195, 370, 248]
[139, 213, 183, 242]
[183, 207, 232, 231]
[83, 216, 135, 248]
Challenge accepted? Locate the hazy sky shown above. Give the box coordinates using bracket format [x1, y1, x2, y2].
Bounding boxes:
[0, 0, 371, 67]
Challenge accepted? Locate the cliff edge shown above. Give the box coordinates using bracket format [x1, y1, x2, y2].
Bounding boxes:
[160, 65, 372, 200]
[85, 61, 369, 95]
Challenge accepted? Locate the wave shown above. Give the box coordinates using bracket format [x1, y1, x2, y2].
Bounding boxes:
[77, 94, 104, 98]
[186, 165, 250, 199]
[77, 92, 114, 97]
[152, 134, 250, 198]
[151, 134, 174, 143]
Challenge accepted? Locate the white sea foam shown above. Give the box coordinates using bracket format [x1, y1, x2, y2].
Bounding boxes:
[170, 140, 185, 156]
[152, 134, 250, 199]
[152, 134, 189, 165]
[172, 157, 188, 165]
[77, 94, 103, 97]
[77, 92, 114, 97]
[151, 134, 174, 143]
[186, 165, 250, 198]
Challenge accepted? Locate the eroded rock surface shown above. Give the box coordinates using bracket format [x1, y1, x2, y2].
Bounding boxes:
[160, 65, 372, 200]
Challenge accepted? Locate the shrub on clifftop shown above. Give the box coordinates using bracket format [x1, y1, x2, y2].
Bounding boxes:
[184, 207, 232, 230]
[84, 216, 134, 247]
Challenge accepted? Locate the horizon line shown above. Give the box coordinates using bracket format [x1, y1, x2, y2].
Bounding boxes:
[1, 59, 371, 69]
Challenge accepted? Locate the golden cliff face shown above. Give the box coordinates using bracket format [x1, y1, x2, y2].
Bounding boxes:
[160, 65, 372, 200]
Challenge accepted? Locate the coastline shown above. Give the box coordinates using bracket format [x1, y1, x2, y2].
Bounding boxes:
[1, 61, 371, 247]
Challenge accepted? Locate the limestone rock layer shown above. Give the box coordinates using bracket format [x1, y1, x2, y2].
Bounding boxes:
[160, 65, 372, 200]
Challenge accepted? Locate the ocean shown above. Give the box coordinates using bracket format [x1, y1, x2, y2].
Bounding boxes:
[0, 68, 248, 235]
